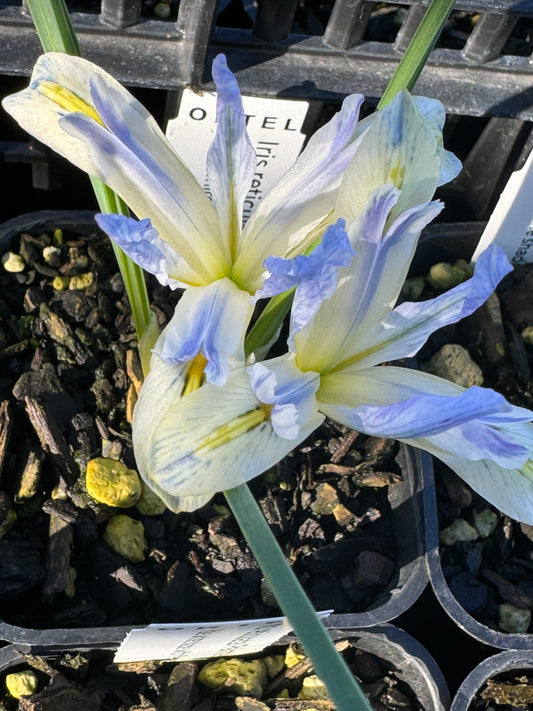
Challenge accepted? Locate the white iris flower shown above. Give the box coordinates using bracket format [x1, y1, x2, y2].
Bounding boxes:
[127, 90, 533, 522]
[2, 52, 382, 385]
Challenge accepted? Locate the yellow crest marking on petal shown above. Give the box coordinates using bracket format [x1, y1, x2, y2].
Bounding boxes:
[38, 81, 103, 125]
[196, 404, 272, 453]
[388, 164, 405, 189]
[182, 353, 208, 397]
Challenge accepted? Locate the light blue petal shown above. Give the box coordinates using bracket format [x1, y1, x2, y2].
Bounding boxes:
[206, 55, 257, 260]
[254, 219, 354, 342]
[319, 365, 533, 471]
[250, 356, 321, 439]
[154, 278, 252, 385]
[333, 386, 519, 439]
[335, 90, 442, 228]
[60, 112, 227, 283]
[95, 213, 182, 288]
[233, 92, 365, 288]
[90, 74, 183, 201]
[361, 244, 512, 366]
[294, 190, 441, 373]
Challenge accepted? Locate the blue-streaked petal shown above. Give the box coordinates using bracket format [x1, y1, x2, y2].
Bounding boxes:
[348, 244, 512, 368]
[294, 191, 442, 373]
[329, 386, 524, 444]
[335, 90, 442, 227]
[254, 219, 354, 342]
[233, 93, 365, 289]
[89, 73, 217, 232]
[153, 278, 252, 385]
[319, 364, 533, 470]
[250, 356, 321, 439]
[61, 112, 227, 284]
[206, 55, 256, 260]
[413, 96, 462, 186]
[132, 359, 323, 512]
[95, 213, 183, 288]
[3, 53, 128, 179]
[2, 53, 226, 285]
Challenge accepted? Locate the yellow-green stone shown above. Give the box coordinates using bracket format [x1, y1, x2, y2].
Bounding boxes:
[86, 458, 142, 508]
[103, 514, 148, 563]
[198, 658, 268, 698]
[6, 670, 38, 698]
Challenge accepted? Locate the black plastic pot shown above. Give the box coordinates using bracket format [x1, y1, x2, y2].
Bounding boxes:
[0, 210, 429, 647]
[451, 649, 533, 710]
[413, 223, 533, 651]
[424, 456, 533, 651]
[0, 624, 450, 710]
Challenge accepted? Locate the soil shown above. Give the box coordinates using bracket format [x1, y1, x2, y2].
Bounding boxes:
[0, 218, 410, 630]
[415, 253, 533, 636]
[0, 638, 425, 711]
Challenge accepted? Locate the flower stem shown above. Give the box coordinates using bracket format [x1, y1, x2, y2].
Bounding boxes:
[26, 0, 151, 340]
[224, 483, 372, 711]
[378, 0, 456, 108]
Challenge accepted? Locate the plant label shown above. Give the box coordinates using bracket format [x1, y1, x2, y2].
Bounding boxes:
[166, 89, 309, 223]
[473, 147, 533, 265]
[114, 611, 332, 663]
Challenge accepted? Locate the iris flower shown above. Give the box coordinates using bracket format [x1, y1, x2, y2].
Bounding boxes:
[128, 90, 533, 522]
[133, 173, 533, 521]
[2, 53, 458, 387]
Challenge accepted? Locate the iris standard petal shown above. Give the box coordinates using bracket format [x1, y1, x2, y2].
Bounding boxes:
[339, 243, 511, 370]
[89, 73, 224, 254]
[132, 363, 323, 512]
[233, 93, 365, 289]
[206, 55, 256, 261]
[95, 214, 183, 288]
[335, 90, 442, 227]
[254, 219, 354, 343]
[153, 277, 253, 385]
[294, 190, 441, 373]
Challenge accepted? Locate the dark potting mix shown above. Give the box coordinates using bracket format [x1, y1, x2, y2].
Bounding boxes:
[0, 219, 406, 629]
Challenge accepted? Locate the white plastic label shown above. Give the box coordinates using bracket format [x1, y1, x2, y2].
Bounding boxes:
[472, 147, 533, 265]
[114, 611, 332, 663]
[166, 89, 309, 222]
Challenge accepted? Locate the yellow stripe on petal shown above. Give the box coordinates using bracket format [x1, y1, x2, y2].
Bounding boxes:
[196, 404, 272, 453]
[38, 81, 103, 125]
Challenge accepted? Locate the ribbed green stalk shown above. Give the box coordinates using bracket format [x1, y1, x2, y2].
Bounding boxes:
[378, 0, 456, 108]
[26, 0, 80, 55]
[26, 0, 151, 340]
[224, 483, 372, 711]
